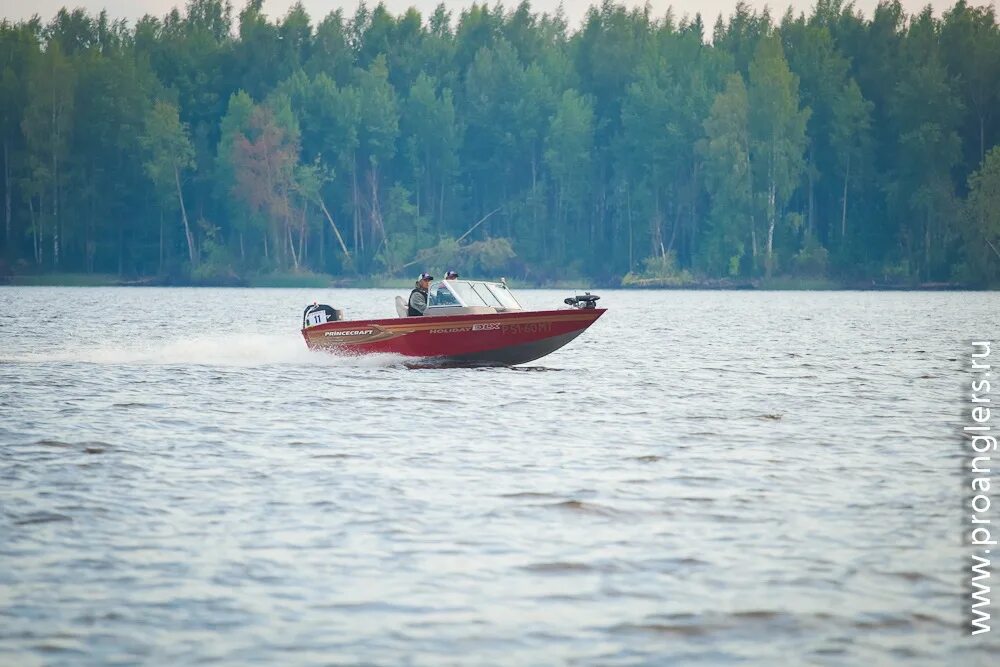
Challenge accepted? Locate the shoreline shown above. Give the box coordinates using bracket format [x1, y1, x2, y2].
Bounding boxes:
[0, 272, 985, 291]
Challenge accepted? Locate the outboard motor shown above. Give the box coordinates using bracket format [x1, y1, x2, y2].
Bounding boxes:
[303, 303, 343, 328]
[564, 292, 601, 309]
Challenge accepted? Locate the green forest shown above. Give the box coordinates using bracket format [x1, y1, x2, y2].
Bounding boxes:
[1, 0, 999, 287]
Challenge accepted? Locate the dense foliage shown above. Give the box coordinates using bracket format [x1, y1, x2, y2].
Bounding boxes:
[1, 0, 999, 285]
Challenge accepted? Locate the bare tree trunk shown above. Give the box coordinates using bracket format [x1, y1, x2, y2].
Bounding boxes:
[841, 156, 850, 240]
[368, 165, 387, 242]
[688, 158, 699, 266]
[745, 139, 756, 263]
[766, 180, 776, 278]
[299, 203, 306, 265]
[985, 238, 1000, 261]
[531, 154, 538, 245]
[666, 204, 681, 254]
[368, 165, 390, 271]
[319, 218, 324, 266]
[352, 153, 362, 255]
[438, 182, 445, 236]
[3, 140, 9, 250]
[415, 175, 421, 218]
[807, 156, 815, 237]
[286, 220, 299, 270]
[317, 196, 351, 264]
[29, 196, 39, 265]
[980, 114, 985, 167]
[52, 157, 59, 268]
[52, 84, 60, 268]
[623, 183, 630, 272]
[39, 195, 45, 266]
[420, 147, 429, 222]
[159, 209, 164, 273]
[283, 188, 299, 271]
[173, 164, 196, 266]
[593, 169, 603, 250]
[924, 213, 930, 280]
[651, 186, 662, 258]
[117, 217, 123, 276]
[87, 176, 95, 273]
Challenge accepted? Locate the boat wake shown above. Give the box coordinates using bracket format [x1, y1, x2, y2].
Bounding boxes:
[0, 334, 407, 368]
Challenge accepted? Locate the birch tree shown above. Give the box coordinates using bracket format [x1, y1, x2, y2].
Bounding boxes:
[748, 34, 810, 276]
[141, 100, 197, 266]
[702, 74, 753, 276]
[21, 40, 74, 267]
[960, 145, 1000, 285]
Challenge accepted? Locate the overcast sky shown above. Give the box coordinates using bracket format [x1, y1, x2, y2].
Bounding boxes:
[3, 0, 983, 29]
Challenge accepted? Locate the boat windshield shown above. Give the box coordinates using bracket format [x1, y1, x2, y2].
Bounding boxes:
[470, 282, 504, 308]
[426, 280, 523, 310]
[429, 281, 461, 306]
[485, 282, 521, 310]
[449, 281, 491, 307]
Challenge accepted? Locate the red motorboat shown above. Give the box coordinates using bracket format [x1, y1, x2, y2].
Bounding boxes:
[301, 279, 605, 366]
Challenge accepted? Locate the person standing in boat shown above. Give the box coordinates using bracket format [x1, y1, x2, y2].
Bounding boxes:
[407, 273, 433, 316]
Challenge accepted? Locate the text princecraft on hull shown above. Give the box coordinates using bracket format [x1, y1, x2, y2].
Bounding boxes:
[301, 279, 605, 366]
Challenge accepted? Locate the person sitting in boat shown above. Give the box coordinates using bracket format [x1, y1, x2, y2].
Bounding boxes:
[407, 273, 433, 316]
[444, 270, 459, 280]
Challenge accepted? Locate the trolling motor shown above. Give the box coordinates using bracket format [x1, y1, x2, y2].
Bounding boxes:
[302, 302, 343, 328]
[564, 292, 601, 309]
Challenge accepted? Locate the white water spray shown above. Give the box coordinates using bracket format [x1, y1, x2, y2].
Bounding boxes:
[1, 333, 405, 367]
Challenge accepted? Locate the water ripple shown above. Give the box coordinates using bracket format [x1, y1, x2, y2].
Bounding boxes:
[0, 286, 995, 664]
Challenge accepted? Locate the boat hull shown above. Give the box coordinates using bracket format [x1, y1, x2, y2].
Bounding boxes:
[301, 308, 605, 366]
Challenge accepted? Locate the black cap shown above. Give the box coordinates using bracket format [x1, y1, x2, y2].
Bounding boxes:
[419, 272, 434, 281]
[445, 270, 459, 279]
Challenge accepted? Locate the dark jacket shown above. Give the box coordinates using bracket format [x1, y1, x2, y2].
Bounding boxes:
[408, 285, 428, 316]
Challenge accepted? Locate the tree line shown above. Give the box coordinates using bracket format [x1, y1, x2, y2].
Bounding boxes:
[1, 0, 999, 286]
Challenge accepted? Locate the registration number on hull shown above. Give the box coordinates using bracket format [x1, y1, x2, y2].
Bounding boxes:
[502, 322, 552, 335]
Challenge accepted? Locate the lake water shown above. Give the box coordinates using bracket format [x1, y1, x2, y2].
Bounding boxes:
[1, 286, 997, 665]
